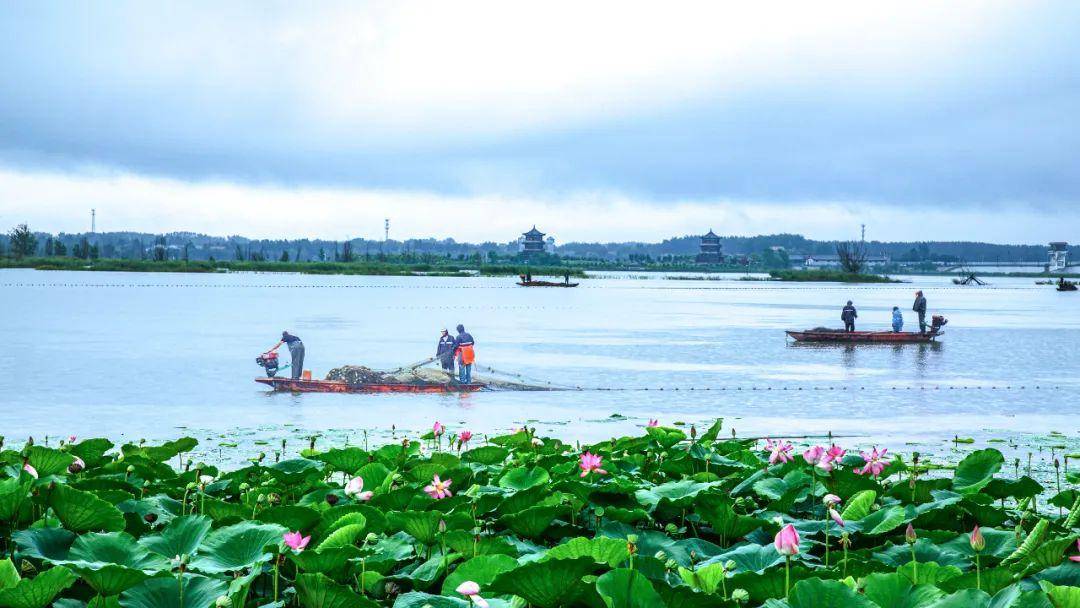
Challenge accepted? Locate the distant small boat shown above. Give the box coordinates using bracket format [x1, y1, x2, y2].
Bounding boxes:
[1059, 282, 1078, 292]
[786, 329, 942, 344]
[517, 280, 579, 287]
[256, 377, 485, 393]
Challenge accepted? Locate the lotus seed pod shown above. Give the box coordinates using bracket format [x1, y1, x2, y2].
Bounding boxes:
[144, 513, 158, 524]
[126, 465, 135, 473]
[325, 493, 339, 506]
[725, 560, 737, 571]
[239, 483, 250, 492]
[664, 523, 678, 534]
[653, 550, 667, 560]
[731, 589, 750, 602]
[365, 533, 378, 543]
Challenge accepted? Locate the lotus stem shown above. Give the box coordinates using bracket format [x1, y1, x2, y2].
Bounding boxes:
[784, 555, 791, 597]
[975, 553, 981, 591]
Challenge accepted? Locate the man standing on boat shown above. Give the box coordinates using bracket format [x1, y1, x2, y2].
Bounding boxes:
[454, 324, 476, 384]
[913, 291, 928, 334]
[267, 331, 304, 380]
[841, 301, 858, 332]
[436, 328, 456, 378]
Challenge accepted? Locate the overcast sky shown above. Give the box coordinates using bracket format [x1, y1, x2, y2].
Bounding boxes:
[2, 1, 1079, 243]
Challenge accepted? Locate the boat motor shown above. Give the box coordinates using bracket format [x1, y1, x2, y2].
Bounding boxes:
[930, 315, 948, 333]
[256, 352, 280, 377]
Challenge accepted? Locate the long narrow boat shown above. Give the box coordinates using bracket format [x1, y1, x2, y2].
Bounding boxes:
[785, 329, 943, 343]
[517, 280, 579, 287]
[256, 377, 486, 393]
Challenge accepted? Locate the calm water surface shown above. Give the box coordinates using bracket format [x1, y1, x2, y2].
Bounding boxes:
[2, 269, 1077, 462]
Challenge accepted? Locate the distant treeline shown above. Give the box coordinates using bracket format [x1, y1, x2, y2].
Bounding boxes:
[0, 226, 1073, 265]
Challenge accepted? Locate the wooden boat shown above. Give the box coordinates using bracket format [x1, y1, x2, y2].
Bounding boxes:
[517, 280, 579, 287]
[786, 329, 942, 343]
[1058, 282, 1078, 292]
[256, 377, 485, 393]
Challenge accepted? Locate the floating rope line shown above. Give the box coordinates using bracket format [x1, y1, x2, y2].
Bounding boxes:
[484, 383, 1068, 393]
[0, 282, 1046, 291]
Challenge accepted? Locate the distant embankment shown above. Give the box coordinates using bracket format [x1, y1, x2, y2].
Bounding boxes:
[766, 269, 900, 283]
[0, 257, 585, 278]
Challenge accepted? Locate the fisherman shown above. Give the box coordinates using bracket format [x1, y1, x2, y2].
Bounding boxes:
[913, 290, 928, 334]
[454, 324, 476, 384]
[266, 331, 304, 380]
[891, 306, 904, 332]
[525, 271, 532, 282]
[564, 272, 571, 285]
[841, 300, 858, 332]
[435, 328, 456, 378]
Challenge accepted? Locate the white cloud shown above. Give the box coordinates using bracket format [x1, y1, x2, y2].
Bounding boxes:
[0, 167, 1073, 244]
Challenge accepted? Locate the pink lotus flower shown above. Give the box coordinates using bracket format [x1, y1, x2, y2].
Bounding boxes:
[1069, 539, 1080, 562]
[855, 447, 889, 478]
[823, 494, 842, 507]
[72, 456, 85, 469]
[579, 452, 607, 478]
[456, 581, 489, 607]
[432, 421, 445, 437]
[67, 435, 77, 443]
[827, 444, 847, 460]
[647, 419, 659, 427]
[829, 508, 844, 528]
[283, 531, 310, 553]
[970, 525, 985, 552]
[458, 430, 473, 445]
[774, 524, 800, 556]
[424, 474, 453, 499]
[816, 456, 836, 473]
[22, 464, 38, 479]
[764, 439, 794, 465]
[344, 477, 373, 501]
[803, 445, 826, 465]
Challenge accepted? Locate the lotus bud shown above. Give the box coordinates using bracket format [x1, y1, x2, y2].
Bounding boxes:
[664, 523, 678, 534]
[268, 493, 281, 505]
[325, 493, 339, 506]
[185, 482, 197, 491]
[438, 519, 447, 533]
[839, 531, 851, 548]
[626, 534, 638, 555]
[653, 550, 667, 561]
[905, 523, 917, 544]
[969, 525, 985, 553]
[384, 581, 401, 597]
[725, 560, 737, 571]
[215, 596, 230, 607]
[67, 461, 84, 474]
[126, 465, 135, 473]
[731, 589, 750, 603]
[257, 494, 267, 503]
[665, 558, 678, 570]
[364, 533, 378, 544]
[144, 513, 158, 524]
[239, 482, 250, 492]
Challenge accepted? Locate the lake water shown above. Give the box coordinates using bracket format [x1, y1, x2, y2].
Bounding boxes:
[2, 269, 1078, 468]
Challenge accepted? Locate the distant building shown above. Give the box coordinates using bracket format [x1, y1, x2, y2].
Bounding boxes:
[520, 226, 547, 256]
[1049, 242, 1068, 271]
[804, 253, 891, 268]
[695, 229, 723, 264]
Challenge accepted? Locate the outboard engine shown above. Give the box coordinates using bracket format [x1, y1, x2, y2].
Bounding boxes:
[256, 352, 280, 378]
[930, 315, 948, 334]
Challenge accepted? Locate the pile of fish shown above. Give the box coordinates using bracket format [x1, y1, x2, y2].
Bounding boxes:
[324, 365, 549, 391]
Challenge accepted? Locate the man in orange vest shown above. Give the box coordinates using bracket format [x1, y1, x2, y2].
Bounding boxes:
[454, 324, 475, 383]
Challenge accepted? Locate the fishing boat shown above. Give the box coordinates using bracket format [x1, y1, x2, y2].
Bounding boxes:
[1057, 281, 1077, 292]
[256, 377, 485, 393]
[785, 329, 943, 344]
[517, 280, 579, 287]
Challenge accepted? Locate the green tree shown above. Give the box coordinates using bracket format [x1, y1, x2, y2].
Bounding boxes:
[8, 224, 38, 259]
[44, 237, 55, 256]
[54, 240, 67, 256]
[280, 250, 290, 262]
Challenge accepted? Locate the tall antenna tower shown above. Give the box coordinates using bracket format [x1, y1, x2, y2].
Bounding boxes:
[384, 218, 390, 242]
[860, 223, 865, 243]
[91, 209, 96, 234]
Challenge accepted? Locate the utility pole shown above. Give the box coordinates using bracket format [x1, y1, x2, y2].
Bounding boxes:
[860, 223, 865, 243]
[91, 209, 96, 234]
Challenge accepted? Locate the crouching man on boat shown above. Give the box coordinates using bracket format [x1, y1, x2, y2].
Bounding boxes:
[436, 328, 456, 378]
[267, 331, 304, 380]
[454, 324, 476, 384]
[891, 306, 904, 332]
[913, 291, 928, 334]
[841, 301, 858, 332]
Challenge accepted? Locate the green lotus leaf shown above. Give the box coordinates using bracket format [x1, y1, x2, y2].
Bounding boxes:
[634, 479, 720, 510]
[267, 458, 324, 482]
[68, 438, 114, 468]
[0, 559, 18, 590]
[289, 546, 362, 576]
[315, 523, 365, 551]
[940, 527, 1016, 559]
[0, 565, 77, 608]
[849, 505, 913, 535]
[983, 477, 1043, 501]
[1038, 582, 1080, 608]
[440, 554, 518, 595]
[0, 477, 31, 521]
[938, 568, 1021, 597]
[321, 513, 368, 539]
[861, 572, 945, 608]
[923, 588, 991, 607]
[11, 527, 75, 561]
[353, 463, 392, 492]
[645, 426, 686, 448]
[314, 448, 369, 474]
[138, 515, 212, 559]
[678, 561, 728, 595]
[488, 557, 596, 608]
[462, 446, 509, 465]
[543, 537, 629, 568]
[498, 466, 550, 491]
[118, 573, 226, 608]
[188, 521, 286, 574]
[68, 564, 155, 597]
[256, 505, 322, 533]
[840, 490, 877, 520]
[27, 446, 74, 477]
[500, 505, 561, 538]
[873, 540, 970, 568]
[595, 568, 664, 608]
[784, 577, 877, 608]
[709, 542, 784, 574]
[49, 484, 126, 533]
[695, 495, 763, 542]
[67, 532, 170, 570]
[120, 437, 198, 463]
[294, 573, 378, 608]
[896, 561, 963, 585]
[387, 511, 444, 546]
[200, 497, 247, 522]
[952, 449, 1004, 494]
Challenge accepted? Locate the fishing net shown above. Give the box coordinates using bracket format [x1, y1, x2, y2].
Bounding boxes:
[324, 365, 552, 391]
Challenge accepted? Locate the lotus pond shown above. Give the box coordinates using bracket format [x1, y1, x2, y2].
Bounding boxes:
[1, 421, 1078, 608]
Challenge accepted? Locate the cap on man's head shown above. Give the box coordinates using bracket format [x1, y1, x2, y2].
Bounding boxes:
[456, 324, 465, 332]
[441, 328, 448, 333]
[846, 300, 852, 305]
